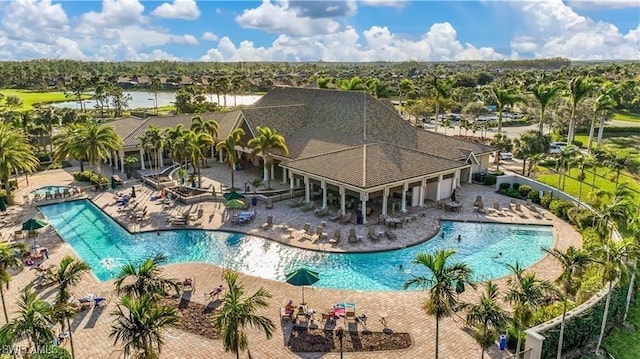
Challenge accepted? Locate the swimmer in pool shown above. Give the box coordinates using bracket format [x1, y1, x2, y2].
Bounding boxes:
[493, 252, 503, 259]
[440, 232, 445, 238]
[457, 235, 462, 242]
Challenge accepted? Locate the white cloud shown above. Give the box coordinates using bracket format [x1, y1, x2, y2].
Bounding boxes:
[202, 32, 219, 42]
[201, 23, 505, 62]
[235, 1, 344, 36]
[0, 0, 69, 42]
[152, 0, 201, 20]
[568, 0, 640, 9]
[79, 0, 146, 29]
[173, 34, 198, 45]
[508, 0, 639, 59]
[359, 0, 406, 8]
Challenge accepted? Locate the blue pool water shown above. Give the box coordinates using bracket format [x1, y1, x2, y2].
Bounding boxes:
[39, 200, 553, 291]
[31, 186, 70, 196]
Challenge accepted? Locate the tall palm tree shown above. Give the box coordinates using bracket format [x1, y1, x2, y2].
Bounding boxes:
[0, 242, 27, 323]
[530, 82, 562, 135]
[212, 270, 275, 359]
[403, 250, 475, 359]
[398, 78, 415, 115]
[606, 151, 632, 191]
[556, 146, 578, 192]
[594, 238, 638, 356]
[566, 76, 593, 144]
[190, 115, 219, 167]
[595, 192, 633, 241]
[110, 294, 179, 359]
[138, 125, 164, 177]
[0, 123, 39, 198]
[572, 155, 593, 204]
[0, 289, 54, 350]
[543, 246, 592, 359]
[57, 121, 122, 175]
[149, 77, 162, 115]
[587, 82, 617, 153]
[53, 124, 87, 171]
[182, 129, 213, 187]
[114, 254, 179, 300]
[465, 281, 510, 359]
[216, 128, 245, 191]
[431, 76, 452, 132]
[504, 262, 556, 357]
[492, 85, 525, 133]
[247, 126, 289, 189]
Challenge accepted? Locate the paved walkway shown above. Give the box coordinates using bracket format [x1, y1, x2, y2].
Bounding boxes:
[0, 166, 582, 359]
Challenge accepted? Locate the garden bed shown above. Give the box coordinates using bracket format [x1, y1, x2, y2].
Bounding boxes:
[288, 328, 411, 353]
[160, 297, 219, 340]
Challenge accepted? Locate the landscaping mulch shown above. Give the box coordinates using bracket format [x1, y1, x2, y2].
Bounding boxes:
[160, 296, 220, 340]
[288, 328, 411, 353]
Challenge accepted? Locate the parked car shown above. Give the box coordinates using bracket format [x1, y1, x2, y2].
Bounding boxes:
[499, 152, 513, 160]
[549, 142, 577, 154]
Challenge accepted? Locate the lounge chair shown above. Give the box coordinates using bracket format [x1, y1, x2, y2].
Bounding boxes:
[260, 216, 273, 230]
[112, 175, 124, 187]
[474, 195, 482, 206]
[329, 229, 341, 244]
[328, 212, 342, 222]
[314, 225, 327, 242]
[300, 202, 316, 212]
[289, 197, 304, 208]
[368, 227, 381, 242]
[339, 212, 353, 224]
[473, 201, 486, 214]
[314, 207, 329, 217]
[385, 228, 397, 241]
[297, 223, 311, 241]
[180, 278, 195, 293]
[348, 228, 358, 243]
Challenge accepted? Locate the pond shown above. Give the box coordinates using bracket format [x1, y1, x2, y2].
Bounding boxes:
[51, 92, 262, 110]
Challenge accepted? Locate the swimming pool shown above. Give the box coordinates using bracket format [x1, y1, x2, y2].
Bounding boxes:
[39, 200, 554, 291]
[31, 185, 71, 196]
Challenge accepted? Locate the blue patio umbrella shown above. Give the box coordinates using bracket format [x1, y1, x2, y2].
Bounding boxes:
[286, 268, 320, 305]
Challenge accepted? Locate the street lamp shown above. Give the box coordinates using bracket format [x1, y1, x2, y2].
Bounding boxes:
[148, 97, 157, 115]
[336, 327, 344, 359]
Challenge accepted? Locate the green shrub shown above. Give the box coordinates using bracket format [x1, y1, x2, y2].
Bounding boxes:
[539, 158, 558, 167]
[572, 139, 583, 147]
[500, 183, 511, 191]
[574, 209, 596, 231]
[47, 162, 62, 170]
[72, 170, 108, 184]
[36, 152, 51, 162]
[512, 183, 520, 191]
[549, 199, 574, 220]
[518, 184, 533, 198]
[30, 346, 72, 359]
[532, 301, 576, 327]
[541, 192, 553, 209]
[484, 174, 497, 186]
[528, 190, 541, 204]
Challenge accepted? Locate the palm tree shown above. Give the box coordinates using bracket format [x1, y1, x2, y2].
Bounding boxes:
[465, 281, 510, 359]
[504, 262, 556, 357]
[216, 128, 245, 191]
[403, 250, 475, 359]
[110, 294, 179, 359]
[492, 86, 525, 134]
[530, 82, 562, 135]
[587, 82, 617, 153]
[398, 78, 415, 115]
[183, 129, 213, 187]
[555, 146, 578, 192]
[594, 238, 639, 356]
[114, 254, 179, 300]
[0, 123, 39, 198]
[572, 155, 593, 204]
[595, 191, 633, 240]
[79, 121, 123, 174]
[0, 242, 27, 323]
[212, 270, 275, 359]
[138, 125, 164, 177]
[0, 288, 54, 350]
[149, 77, 162, 115]
[431, 76, 452, 132]
[566, 76, 593, 144]
[247, 126, 289, 189]
[190, 115, 219, 167]
[543, 246, 592, 359]
[606, 151, 632, 191]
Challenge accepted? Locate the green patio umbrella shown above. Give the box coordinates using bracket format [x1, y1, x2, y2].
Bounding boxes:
[224, 199, 245, 209]
[223, 191, 246, 201]
[286, 268, 320, 305]
[22, 218, 48, 231]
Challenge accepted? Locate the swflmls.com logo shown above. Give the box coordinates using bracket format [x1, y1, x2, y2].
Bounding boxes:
[1, 345, 55, 354]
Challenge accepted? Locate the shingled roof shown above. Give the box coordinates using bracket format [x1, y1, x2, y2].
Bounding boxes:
[285, 143, 465, 189]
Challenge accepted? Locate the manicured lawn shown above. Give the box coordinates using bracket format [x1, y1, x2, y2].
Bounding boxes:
[614, 110, 640, 123]
[602, 290, 640, 359]
[0, 89, 89, 109]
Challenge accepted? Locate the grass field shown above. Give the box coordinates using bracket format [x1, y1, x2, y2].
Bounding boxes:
[601, 287, 640, 359]
[0, 89, 76, 110]
[614, 110, 640, 123]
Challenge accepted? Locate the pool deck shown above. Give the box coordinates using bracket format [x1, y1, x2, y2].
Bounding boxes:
[0, 166, 582, 359]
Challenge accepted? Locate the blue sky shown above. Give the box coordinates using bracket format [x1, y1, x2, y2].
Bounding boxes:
[0, 0, 638, 61]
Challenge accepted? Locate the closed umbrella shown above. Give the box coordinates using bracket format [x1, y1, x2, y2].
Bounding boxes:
[451, 189, 456, 202]
[110, 176, 117, 190]
[0, 199, 6, 212]
[223, 191, 245, 200]
[286, 268, 320, 305]
[130, 186, 137, 198]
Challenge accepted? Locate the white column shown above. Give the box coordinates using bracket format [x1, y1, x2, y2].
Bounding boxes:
[321, 180, 327, 209]
[419, 178, 426, 207]
[139, 148, 146, 170]
[340, 186, 346, 216]
[360, 192, 368, 224]
[120, 152, 125, 173]
[282, 168, 288, 184]
[401, 183, 408, 213]
[455, 169, 461, 187]
[219, 149, 224, 163]
[467, 169, 473, 184]
[263, 160, 269, 182]
[158, 151, 164, 169]
[270, 163, 275, 180]
[304, 176, 310, 203]
[382, 187, 389, 216]
[436, 174, 443, 201]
